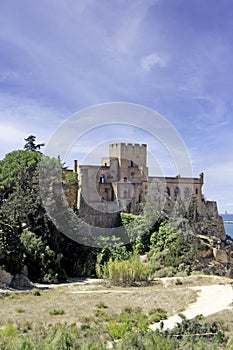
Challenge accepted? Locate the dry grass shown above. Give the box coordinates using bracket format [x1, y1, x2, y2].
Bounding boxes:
[0, 274, 230, 330]
[0, 281, 196, 328]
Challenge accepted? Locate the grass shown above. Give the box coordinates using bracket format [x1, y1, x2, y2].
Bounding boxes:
[49, 308, 65, 315]
[0, 282, 197, 328]
[0, 275, 232, 349]
[0, 274, 231, 332]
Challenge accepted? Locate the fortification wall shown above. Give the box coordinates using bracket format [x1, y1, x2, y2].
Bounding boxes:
[109, 143, 147, 167]
[79, 196, 120, 228]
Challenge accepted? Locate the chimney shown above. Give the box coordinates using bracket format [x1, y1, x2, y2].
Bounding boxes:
[74, 160, 78, 173]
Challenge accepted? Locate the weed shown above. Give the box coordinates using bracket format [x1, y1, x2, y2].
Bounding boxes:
[95, 301, 108, 309]
[175, 278, 183, 285]
[32, 290, 41, 296]
[148, 307, 167, 323]
[8, 293, 20, 300]
[16, 308, 26, 313]
[49, 308, 65, 315]
[94, 309, 110, 321]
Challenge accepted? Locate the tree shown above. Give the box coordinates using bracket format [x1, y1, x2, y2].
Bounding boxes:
[0, 213, 25, 274]
[24, 135, 45, 152]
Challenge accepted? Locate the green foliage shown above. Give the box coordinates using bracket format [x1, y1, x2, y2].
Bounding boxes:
[20, 229, 61, 282]
[44, 323, 78, 350]
[32, 290, 41, 296]
[96, 301, 108, 309]
[107, 307, 149, 340]
[167, 314, 224, 343]
[148, 307, 168, 323]
[97, 257, 150, 286]
[0, 217, 25, 274]
[49, 308, 65, 316]
[149, 221, 200, 277]
[0, 322, 17, 337]
[113, 332, 177, 350]
[120, 210, 161, 255]
[16, 307, 26, 313]
[24, 135, 45, 152]
[150, 221, 177, 251]
[107, 320, 129, 339]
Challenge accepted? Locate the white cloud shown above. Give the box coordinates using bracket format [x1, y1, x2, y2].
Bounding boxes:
[0, 93, 67, 159]
[140, 52, 167, 72]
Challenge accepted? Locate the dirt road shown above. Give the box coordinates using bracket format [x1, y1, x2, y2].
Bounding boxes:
[150, 283, 233, 330]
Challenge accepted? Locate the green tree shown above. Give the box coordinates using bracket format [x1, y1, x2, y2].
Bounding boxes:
[24, 135, 45, 152]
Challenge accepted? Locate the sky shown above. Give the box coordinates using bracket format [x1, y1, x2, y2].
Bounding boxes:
[0, 0, 233, 213]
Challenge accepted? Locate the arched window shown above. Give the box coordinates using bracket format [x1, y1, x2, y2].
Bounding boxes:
[184, 187, 190, 200]
[165, 187, 170, 197]
[124, 176, 127, 182]
[174, 187, 179, 201]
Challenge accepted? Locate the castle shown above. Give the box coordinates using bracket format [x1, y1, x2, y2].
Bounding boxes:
[67, 143, 204, 221]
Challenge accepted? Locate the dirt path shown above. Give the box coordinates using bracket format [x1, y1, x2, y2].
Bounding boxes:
[150, 284, 233, 330]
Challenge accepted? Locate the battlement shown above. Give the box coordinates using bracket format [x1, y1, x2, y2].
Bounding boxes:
[110, 143, 147, 148]
[109, 143, 147, 167]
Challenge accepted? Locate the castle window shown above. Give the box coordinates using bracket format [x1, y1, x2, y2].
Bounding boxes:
[123, 190, 128, 198]
[196, 188, 198, 195]
[184, 187, 190, 200]
[165, 187, 170, 197]
[174, 187, 179, 201]
[124, 176, 127, 182]
[100, 175, 105, 183]
[130, 160, 134, 167]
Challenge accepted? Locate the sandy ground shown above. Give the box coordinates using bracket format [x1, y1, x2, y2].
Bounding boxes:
[150, 284, 233, 330]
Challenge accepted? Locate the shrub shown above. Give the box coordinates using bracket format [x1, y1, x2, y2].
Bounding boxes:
[97, 257, 150, 286]
[32, 290, 41, 296]
[49, 308, 65, 315]
[16, 307, 26, 313]
[0, 322, 17, 337]
[94, 309, 110, 321]
[95, 301, 108, 309]
[8, 293, 20, 299]
[114, 331, 177, 350]
[44, 324, 78, 350]
[107, 320, 129, 339]
[149, 308, 168, 323]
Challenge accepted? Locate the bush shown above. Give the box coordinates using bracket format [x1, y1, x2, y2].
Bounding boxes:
[32, 290, 41, 296]
[44, 323, 79, 350]
[16, 307, 26, 313]
[107, 320, 129, 340]
[114, 331, 177, 350]
[95, 301, 108, 309]
[49, 308, 65, 315]
[148, 308, 168, 323]
[97, 257, 150, 286]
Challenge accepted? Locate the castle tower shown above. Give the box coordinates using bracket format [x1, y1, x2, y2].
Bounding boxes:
[108, 143, 148, 182]
[109, 143, 147, 167]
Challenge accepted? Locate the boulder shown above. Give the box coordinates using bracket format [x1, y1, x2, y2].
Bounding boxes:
[0, 268, 13, 288]
[10, 274, 33, 290]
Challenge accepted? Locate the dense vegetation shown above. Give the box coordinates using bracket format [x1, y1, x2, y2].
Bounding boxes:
[1, 137, 233, 349]
[0, 137, 98, 282]
[0, 136, 227, 284]
[0, 305, 230, 349]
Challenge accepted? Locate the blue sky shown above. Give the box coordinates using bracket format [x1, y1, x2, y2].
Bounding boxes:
[0, 0, 233, 213]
